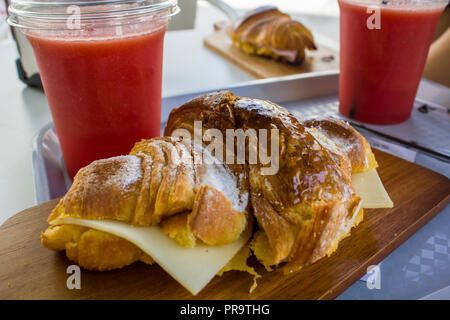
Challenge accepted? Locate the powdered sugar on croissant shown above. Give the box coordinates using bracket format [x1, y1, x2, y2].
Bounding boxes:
[43, 136, 249, 270]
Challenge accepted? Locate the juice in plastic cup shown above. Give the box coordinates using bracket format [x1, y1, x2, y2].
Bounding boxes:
[8, 0, 179, 178]
[338, 0, 446, 124]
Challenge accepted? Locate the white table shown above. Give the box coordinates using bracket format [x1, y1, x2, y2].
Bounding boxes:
[0, 1, 449, 300]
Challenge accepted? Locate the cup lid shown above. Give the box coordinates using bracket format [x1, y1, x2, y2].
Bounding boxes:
[8, 0, 180, 30]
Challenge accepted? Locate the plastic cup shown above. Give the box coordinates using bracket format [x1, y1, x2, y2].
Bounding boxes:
[338, 0, 447, 124]
[8, 0, 179, 178]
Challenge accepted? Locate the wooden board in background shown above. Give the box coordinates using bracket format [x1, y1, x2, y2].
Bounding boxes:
[204, 29, 339, 79]
[0, 150, 449, 300]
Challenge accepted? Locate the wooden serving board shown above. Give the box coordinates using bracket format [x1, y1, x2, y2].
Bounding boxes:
[204, 29, 339, 79]
[0, 150, 449, 300]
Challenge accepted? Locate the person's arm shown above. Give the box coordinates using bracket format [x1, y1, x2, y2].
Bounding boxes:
[423, 4, 450, 87]
[423, 27, 450, 87]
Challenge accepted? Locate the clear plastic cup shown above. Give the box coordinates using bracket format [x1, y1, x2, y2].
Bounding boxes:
[338, 0, 447, 124]
[8, 0, 179, 178]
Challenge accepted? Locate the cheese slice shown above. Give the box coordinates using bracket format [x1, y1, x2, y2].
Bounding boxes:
[351, 169, 393, 208]
[51, 217, 250, 295]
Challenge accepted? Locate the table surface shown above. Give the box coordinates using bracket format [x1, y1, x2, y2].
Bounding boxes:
[0, 1, 449, 300]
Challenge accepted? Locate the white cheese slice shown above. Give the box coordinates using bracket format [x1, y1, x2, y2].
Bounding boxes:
[50, 217, 250, 295]
[351, 169, 393, 208]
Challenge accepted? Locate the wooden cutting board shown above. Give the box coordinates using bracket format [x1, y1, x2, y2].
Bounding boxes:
[0, 150, 449, 300]
[204, 29, 339, 79]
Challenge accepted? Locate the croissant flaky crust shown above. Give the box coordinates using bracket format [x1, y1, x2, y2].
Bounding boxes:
[43, 136, 249, 270]
[165, 91, 377, 273]
[43, 91, 377, 274]
[228, 6, 317, 63]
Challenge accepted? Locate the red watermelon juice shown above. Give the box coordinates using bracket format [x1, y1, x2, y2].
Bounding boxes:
[7, 0, 179, 178]
[28, 28, 166, 178]
[338, 0, 446, 124]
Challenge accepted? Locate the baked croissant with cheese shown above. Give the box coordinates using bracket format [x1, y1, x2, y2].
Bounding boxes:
[42, 91, 388, 287]
[228, 6, 317, 63]
[42, 136, 249, 270]
[164, 91, 378, 273]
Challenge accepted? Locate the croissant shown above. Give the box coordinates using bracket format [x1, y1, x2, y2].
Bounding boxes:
[42, 91, 379, 277]
[164, 91, 377, 273]
[42, 137, 249, 270]
[228, 6, 317, 63]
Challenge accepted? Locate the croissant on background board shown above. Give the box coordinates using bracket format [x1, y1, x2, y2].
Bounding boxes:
[42, 91, 392, 294]
[227, 6, 317, 64]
